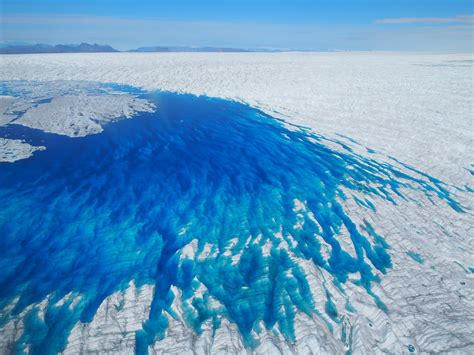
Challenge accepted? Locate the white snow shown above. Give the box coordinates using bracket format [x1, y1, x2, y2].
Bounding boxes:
[0, 52, 473, 353]
[0, 138, 45, 163]
[0, 80, 155, 160]
[14, 94, 155, 137]
[0, 81, 156, 138]
[1, 52, 472, 185]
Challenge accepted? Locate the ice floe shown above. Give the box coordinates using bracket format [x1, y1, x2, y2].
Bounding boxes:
[0, 138, 45, 163]
[0, 81, 156, 161]
[0, 81, 155, 137]
[14, 94, 155, 137]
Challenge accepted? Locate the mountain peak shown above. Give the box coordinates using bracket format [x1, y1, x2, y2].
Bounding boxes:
[0, 43, 119, 54]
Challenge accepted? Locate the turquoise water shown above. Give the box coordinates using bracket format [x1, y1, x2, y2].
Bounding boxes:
[0, 86, 463, 353]
[407, 251, 424, 264]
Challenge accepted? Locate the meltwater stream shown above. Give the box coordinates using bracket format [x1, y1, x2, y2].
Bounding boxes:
[0, 88, 463, 354]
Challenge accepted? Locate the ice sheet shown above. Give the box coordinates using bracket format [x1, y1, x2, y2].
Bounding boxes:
[1, 52, 472, 185]
[0, 52, 472, 354]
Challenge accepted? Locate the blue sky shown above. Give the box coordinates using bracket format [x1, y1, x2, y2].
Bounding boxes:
[1, 0, 473, 51]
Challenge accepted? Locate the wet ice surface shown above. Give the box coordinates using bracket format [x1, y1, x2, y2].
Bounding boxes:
[0, 53, 473, 354]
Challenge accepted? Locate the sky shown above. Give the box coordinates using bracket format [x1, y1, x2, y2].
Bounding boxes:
[1, 0, 473, 51]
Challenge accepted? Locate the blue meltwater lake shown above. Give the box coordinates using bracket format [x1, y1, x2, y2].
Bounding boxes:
[0, 87, 463, 354]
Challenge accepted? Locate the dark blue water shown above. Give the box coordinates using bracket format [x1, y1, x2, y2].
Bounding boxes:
[0, 89, 463, 354]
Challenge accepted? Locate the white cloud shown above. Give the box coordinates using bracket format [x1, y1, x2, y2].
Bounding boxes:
[376, 14, 474, 25]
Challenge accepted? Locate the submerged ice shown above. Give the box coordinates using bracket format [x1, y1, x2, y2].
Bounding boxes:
[0, 84, 465, 354]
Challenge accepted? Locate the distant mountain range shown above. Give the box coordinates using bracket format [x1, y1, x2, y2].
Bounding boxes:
[0, 43, 310, 54]
[0, 43, 119, 54]
[128, 46, 255, 53]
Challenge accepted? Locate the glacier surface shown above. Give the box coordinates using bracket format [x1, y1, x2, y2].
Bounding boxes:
[0, 53, 473, 354]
